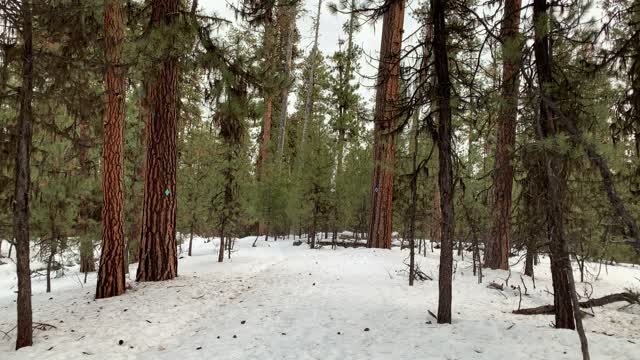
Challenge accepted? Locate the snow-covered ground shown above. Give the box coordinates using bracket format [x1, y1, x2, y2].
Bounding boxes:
[0, 237, 639, 359]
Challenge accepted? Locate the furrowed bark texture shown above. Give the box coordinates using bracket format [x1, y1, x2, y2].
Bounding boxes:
[368, 0, 405, 249]
[486, 0, 523, 270]
[137, 0, 180, 282]
[97, 0, 127, 298]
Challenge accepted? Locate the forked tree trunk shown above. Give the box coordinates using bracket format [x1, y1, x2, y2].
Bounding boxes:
[486, 0, 523, 270]
[432, 0, 455, 324]
[368, 0, 405, 249]
[14, 0, 34, 349]
[136, 0, 180, 282]
[96, 0, 127, 298]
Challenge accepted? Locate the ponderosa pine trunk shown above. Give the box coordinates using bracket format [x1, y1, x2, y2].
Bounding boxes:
[432, 0, 455, 324]
[256, 16, 276, 236]
[276, 3, 296, 155]
[485, 0, 523, 270]
[136, 0, 180, 282]
[96, 0, 127, 298]
[14, 0, 34, 349]
[368, 0, 405, 249]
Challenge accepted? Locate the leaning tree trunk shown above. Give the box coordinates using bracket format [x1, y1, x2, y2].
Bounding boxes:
[485, 0, 523, 270]
[533, 0, 574, 330]
[368, 0, 405, 249]
[96, 0, 127, 298]
[136, 0, 180, 282]
[532, 7, 589, 358]
[14, 0, 34, 349]
[432, 0, 455, 324]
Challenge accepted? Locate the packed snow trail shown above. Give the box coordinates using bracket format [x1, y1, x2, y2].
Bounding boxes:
[0, 237, 638, 359]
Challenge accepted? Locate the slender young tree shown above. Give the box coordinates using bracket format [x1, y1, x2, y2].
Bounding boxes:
[136, 0, 181, 282]
[431, 0, 455, 324]
[485, 0, 523, 270]
[13, 0, 33, 349]
[368, 0, 405, 249]
[96, 0, 127, 298]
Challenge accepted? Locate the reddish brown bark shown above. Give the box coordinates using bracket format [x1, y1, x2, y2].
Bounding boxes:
[432, 0, 455, 324]
[368, 0, 405, 249]
[96, 0, 126, 299]
[14, 0, 34, 349]
[485, 0, 523, 270]
[136, 0, 180, 282]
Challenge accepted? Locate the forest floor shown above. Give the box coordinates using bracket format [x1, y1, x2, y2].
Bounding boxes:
[0, 236, 639, 359]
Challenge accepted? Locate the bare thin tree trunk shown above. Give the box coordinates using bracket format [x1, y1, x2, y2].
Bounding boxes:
[368, 0, 405, 249]
[14, 0, 34, 348]
[46, 239, 58, 293]
[97, 0, 127, 298]
[188, 223, 194, 256]
[432, 0, 455, 324]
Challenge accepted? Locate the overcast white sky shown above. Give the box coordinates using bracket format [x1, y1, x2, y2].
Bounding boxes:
[198, 0, 422, 104]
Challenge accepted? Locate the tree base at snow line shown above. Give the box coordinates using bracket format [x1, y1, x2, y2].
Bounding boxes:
[513, 291, 639, 315]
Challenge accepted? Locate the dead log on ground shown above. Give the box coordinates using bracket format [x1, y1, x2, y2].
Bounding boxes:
[513, 291, 639, 315]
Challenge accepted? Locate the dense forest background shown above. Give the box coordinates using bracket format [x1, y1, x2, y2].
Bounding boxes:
[1, 0, 640, 354]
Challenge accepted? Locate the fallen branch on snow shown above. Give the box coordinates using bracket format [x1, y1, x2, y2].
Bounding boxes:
[513, 291, 639, 315]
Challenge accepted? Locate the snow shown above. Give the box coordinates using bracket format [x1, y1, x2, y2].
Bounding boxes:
[0, 237, 639, 359]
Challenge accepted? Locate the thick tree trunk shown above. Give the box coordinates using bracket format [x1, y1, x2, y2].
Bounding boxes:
[14, 0, 34, 349]
[368, 0, 405, 249]
[276, 3, 296, 155]
[486, 0, 523, 270]
[432, 0, 455, 324]
[97, 0, 127, 298]
[256, 22, 275, 236]
[136, 0, 180, 282]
